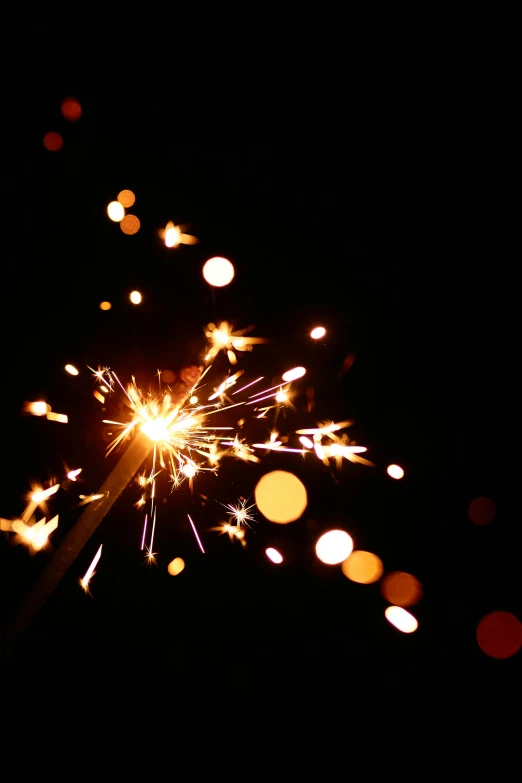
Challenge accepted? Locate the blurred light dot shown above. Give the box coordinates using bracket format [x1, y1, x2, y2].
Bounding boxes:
[65, 364, 79, 376]
[99, 301, 112, 311]
[43, 132, 63, 151]
[107, 201, 125, 222]
[60, 97, 82, 121]
[266, 547, 283, 564]
[299, 436, 314, 449]
[255, 470, 307, 524]
[342, 550, 383, 584]
[117, 189, 135, 208]
[275, 392, 287, 403]
[161, 369, 175, 383]
[476, 611, 522, 660]
[468, 496, 496, 526]
[120, 214, 140, 235]
[25, 401, 49, 416]
[381, 571, 422, 607]
[315, 529, 353, 565]
[385, 606, 418, 633]
[183, 463, 196, 477]
[310, 326, 326, 340]
[129, 290, 142, 304]
[189, 396, 198, 404]
[387, 464, 405, 479]
[202, 257, 235, 287]
[282, 367, 306, 382]
[165, 226, 181, 247]
[167, 557, 185, 576]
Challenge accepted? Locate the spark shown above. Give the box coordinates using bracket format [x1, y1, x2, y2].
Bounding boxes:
[78, 493, 105, 506]
[144, 545, 158, 566]
[11, 515, 59, 551]
[222, 498, 257, 529]
[67, 468, 82, 481]
[209, 521, 247, 546]
[80, 544, 103, 592]
[205, 321, 268, 365]
[188, 514, 205, 553]
[159, 221, 198, 248]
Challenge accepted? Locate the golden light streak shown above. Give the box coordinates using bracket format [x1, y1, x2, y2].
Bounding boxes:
[93, 390, 105, 404]
[65, 364, 79, 375]
[80, 544, 103, 591]
[385, 606, 418, 634]
[46, 412, 68, 423]
[12, 514, 59, 551]
[188, 514, 205, 553]
[67, 468, 82, 481]
[78, 493, 105, 506]
[282, 367, 306, 382]
[141, 514, 148, 550]
[233, 377, 264, 395]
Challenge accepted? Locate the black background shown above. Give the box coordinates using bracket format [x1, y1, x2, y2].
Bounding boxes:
[0, 92, 517, 719]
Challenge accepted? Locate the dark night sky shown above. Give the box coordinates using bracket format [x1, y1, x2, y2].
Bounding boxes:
[0, 92, 517, 714]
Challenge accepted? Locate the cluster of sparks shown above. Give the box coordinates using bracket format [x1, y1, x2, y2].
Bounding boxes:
[2, 319, 372, 594]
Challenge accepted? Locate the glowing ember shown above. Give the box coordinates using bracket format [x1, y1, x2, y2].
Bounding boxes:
[266, 547, 283, 564]
[202, 257, 235, 287]
[310, 326, 326, 339]
[65, 364, 79, 376]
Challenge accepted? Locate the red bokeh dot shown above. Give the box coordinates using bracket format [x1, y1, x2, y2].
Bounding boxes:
[476, 611, 522, 660]
[43, 132, 63, 152]
[61, 97, 82, 122]
[469, 496, 496, 525]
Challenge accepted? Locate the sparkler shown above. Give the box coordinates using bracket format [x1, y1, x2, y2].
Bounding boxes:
[1, 324, 371, 661]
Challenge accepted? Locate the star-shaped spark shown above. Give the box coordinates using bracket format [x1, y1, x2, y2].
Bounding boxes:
[225, 498, 257, 529]
[204, 321, 268, 365]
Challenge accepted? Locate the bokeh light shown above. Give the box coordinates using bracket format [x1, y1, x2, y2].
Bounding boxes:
[182, 463, 196, 478]
[310, 326, 326, 340]
[266, 547, 283, 564]
[24, 401, 50, 416]
[385, 606, 418, 633]
[342, 550, 383, 584]
[107, 201, 125, 222]
[99, 301, 112, 311]
[468, 497, 496, 526]
[120, 215, 140, 235]
[381, 571, 422, 606]
[60, 97, 82, 121]
[129, 291, 142, 305]
[387, 464, 405, 479]
[315, 529, 354, 565]
[117, 189, 136, 208]
[476, 611, 522, 659]
[161, 370, 176, 383]
[282, 367, 306, 382]
[255, 470, 307, 523]
[202, 257, 235, 287]
[65, 364, 79, 376]
[43, 132, 63, 152]
[165, 225, 181, 247]
[167, 557, 185, 576]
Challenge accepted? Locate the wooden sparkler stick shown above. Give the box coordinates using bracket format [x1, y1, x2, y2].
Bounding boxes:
[0, 432, 153, 663]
